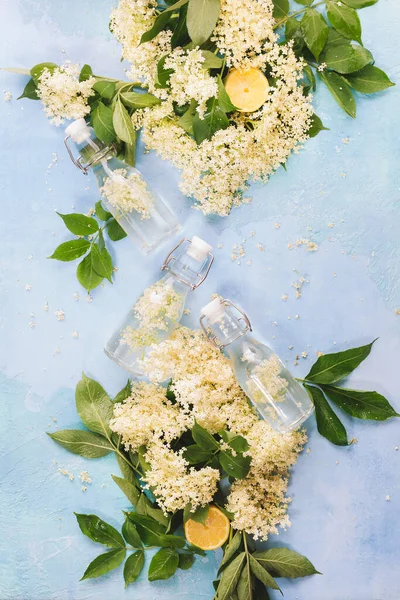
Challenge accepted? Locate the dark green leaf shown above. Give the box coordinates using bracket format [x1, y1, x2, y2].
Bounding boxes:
[216, 552, 246, 600]
[217, 75, 237, 112]
[273, 0, 289, 20]
[93, 80, 116, 100]
[192, 421, 220, 451]
[253, 547, 320, 578]
[321, 43, 373, 74]
[285, 17, 305, 55]
[171, 3, 190, 48]
[193, 98, 229, 144]
[345, 65, 395, 93]
[141, 10, 172, 43]
[322, 386, 399, 421]
[135, 493, 170, 527]
[148, 548, 179, 581]
[47, 429, 113, 458]
[75, 373, 114, 437]
[308, 113, 329, 138]
[114, 380, 132, 404]
[117, 454, 138, 485]
[76, 252, 104, 291]
[75, 513, 125, 548]
[124, 550, 145, 587]
[254, 578, 271, 599]
[220, 431, 249, 453]
[187, 0, 220, 46]
[56, 212, 99, 236]
[184, 444, 213, 464]
[219, 451, 251, 479]
[120, 91, 161, 109]
[81, 548, 126, 580]
[219, 531, 242, 574]
[178, 552, 195, 570]
[122, 518, 143, 548]
[343, 0, 377, 6]
[327, 0, 362, 44]
[319, 71, 356, 118]
[17, 78, 39, 100]
[158, 534, 186, 549]
[113, 99, 136, 145]
[112, 475, 141, 506]
[91, 243, 113, 283]
[201, 50, 223, 69]
[183, 504, 210, 525]
[305, 384, 349, 446]
[249, 555, 280, 590]
[95, 200, 112, 221]
[303, 64, 316, 90]
[107, 218, 127, 241]
[48, 239, 90, 262]
[156, 55, 174, 89]
[30, 62, 58, 83]
[127, 513, 166, 545]
[91, 101, 116, 144]
[305, 340, 376, 384]
[300, 9, 329, 61]
[79, 64, 93, 82]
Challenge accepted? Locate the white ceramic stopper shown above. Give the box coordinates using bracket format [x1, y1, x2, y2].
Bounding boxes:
[201, 297, 225, 321]
[65, 118, 91, 144]
[187, 236, 213, 261]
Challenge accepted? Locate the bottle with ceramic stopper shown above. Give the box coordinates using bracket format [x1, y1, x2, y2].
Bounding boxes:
[200, 298, 314, 433]
[105, 236, 214, 375]
[64, 118, 181, 254]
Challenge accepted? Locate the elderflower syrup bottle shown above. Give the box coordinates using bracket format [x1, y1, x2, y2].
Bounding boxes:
[64, 118, 181, 254]
[200, 298, 314, 433]
[105, 236, 214, 375]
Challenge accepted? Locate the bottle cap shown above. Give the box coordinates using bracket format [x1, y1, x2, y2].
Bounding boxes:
[200, 297, 225, 321]
[65, 118, 91, 144]
[187, 236, 213, 261]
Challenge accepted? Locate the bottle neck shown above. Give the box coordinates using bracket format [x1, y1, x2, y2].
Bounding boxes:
[207, 309, 249, 349]
[161, 273, 190, 297]
[76, 135, 115, 172]
[165, 250, 210, 290]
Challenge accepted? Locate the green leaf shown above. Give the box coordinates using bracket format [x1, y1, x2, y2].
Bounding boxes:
[112, 475, 141, 506]
[192, 421, 220, 451]
[30, 62, 58, 83]
[171, 3, 190, 48]
[237, 562, 252, 600]
[293, 0, 313, 4]
[107, 218, 127, 241]
[47, 429, 113, 458]
[253, 547, 320, 578]
[93, 80, 116, 100]
[124, 550, 145, 587]
[17, 78, 39, 100]
[193, 97, 229, 144]
[219, 531, 242, 574]
[201, 50, 223, 69]
[113, 98, 136, 146]
[305, 384, 349, 446]
[308, 113, 329, 138]
[141, 0, 188, 43]
[117, 453, 138, 484]
[249, 555, 280, 590]
[285, 17, 305, 55]
[318, 71, 356, 118]
[120, 91, 161, 109]
[183, 504, 210, 525]
[343, 0, 377, 6]
[124, 142, 136, 167]
[91, 243, 113, 283]
[148, 548, 179, 581]
[56, 212, 99, 236]
[322, 386, 399, 421]
[216, 552, 246, 600]
[345, 65, 395, 93]
[178, 101, 197, 135]
[184, 444, 213, 464]
[220, 431, 250, 453]
[306, 340, 376, 384]
[187, 0, 220, 46]
[127, 513, 166, 546]
[178, 552, 195, 570]
[95, 200, 112, 221]
[273, 0, 289, 20]
[81, 548, 126, 580]
[91, 101, 116, 144]
[75, 373, 114, 437]
[219, 450, 251, 479]
[79, 64, 93, 82]
[75, 513, 125, 548]
[114, 380, 132, 404]
[158, 534, 187, 549]
[321, 43, 373, 74]
[76, 252, 104, 292]
[156, 55, 174, 89]
[254, 578, 271, 599]
[122, 518, 143, 548]
[327, 0, 362, 44]
[48, 239, 90, 262]
[300, 9, 329, 61]
[217, 75, 237, 113]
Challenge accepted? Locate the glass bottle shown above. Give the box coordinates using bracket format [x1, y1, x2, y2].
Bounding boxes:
[64, 118, 181, 254]
[200, 298, 314, 433]
[105, 236, 214, 375]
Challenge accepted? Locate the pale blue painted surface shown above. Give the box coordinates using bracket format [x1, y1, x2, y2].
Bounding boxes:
[0, 1, 400, 599]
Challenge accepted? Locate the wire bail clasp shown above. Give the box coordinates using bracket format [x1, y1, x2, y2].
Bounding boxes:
[64, 135, 112, 175]
[161, 238, 214, 290]
[200, 298, 252, 349]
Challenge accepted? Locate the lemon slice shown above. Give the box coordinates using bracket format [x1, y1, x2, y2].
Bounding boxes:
[225, 67, 269, 113]
[184, 505, 230, 551]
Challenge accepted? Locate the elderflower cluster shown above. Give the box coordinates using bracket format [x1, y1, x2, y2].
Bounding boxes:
[163, 48, 218, 117]
[121, 279, 183, 349]
[37, 62, 95, 125]
[212, 0, 276, 69]
[110, 382, 189, 450]
[100, 169, 153, 218]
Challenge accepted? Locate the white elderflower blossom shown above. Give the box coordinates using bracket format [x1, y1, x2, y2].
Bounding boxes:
[100, 169, 153, 218]
[110, 382, 190, 450]
[37, 62, 95, 125]
[246, 356, 289, 405]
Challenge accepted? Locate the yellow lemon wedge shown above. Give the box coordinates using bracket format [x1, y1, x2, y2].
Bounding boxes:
[225, 67, 269, 113]
[184, 505, 230, 551]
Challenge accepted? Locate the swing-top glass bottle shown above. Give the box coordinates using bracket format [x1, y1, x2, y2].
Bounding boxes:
[200, 298, 314, 433]
[64, 118, 181, 254]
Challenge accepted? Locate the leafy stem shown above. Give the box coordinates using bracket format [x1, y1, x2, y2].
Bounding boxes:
[273, 1, 326, 29]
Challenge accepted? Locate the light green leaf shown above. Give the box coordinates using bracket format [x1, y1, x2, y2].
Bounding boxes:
[75, 513, 125, 548]
[93, 80, 116, 100]
[76, 252, 104, 292]
[201, 50, 223, 69]
[48, 239, 90, 262]
[293, 0, 313, 4]
[253, 547, 320, 578]
[217, 75, 237, 112]
[219, 531, 242, 574]
[219, 450, 251, 479]
[81, 549, 126, 580]
[219, 431, 250, 453]
[249, 555, 280, 590]
[178, 101, 197, 135]
[216, 552, 246, 600]
[114, 380, 132, 404]
[47, 429, 113, 458]
[308, 113, 329, 138]
[273, 0, 289, 20]
[30, 62, 58, 83]
[183, 504, 210, 525]
[321, 43, 373, 74]
[124, 550, 145, 587]
[187, 0, 221, 46]
[95, 200, 112, 221]
[319, 71, 356, 118]
[91, 243, 113, 283]
[91, 101, 116, 144]
[343, 0, 377, 6]
[79, 64, 93, 82]
[17, 78, 39, 100]
[107, 218, 127, 241]
[141, 0, 189, 43]
[305, 340, 376, 384]
[327, 0, 362, 44]
[116, 453, 138, 485]
[345, 65, 395, 93]
[148, 548, 179, 581]
[237, 562, 252, 600]
[122, 518, 143, 548]
[192, 421, 220, 451]
[113, 98, 136, 145]
[193, 97, 229, 144]
[321, 386, 399, 421]
[124, 142, 136, 167]
[112, 475, 141, 506]
[305, 384, 349, 446]
[300, 9, 329, 61]
[120, 91, 161, 109]
[56, 212, 99, 236]
[75, 373, 114, 437]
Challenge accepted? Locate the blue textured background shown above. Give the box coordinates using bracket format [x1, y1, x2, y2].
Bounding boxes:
[1, 1, 400, 598]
